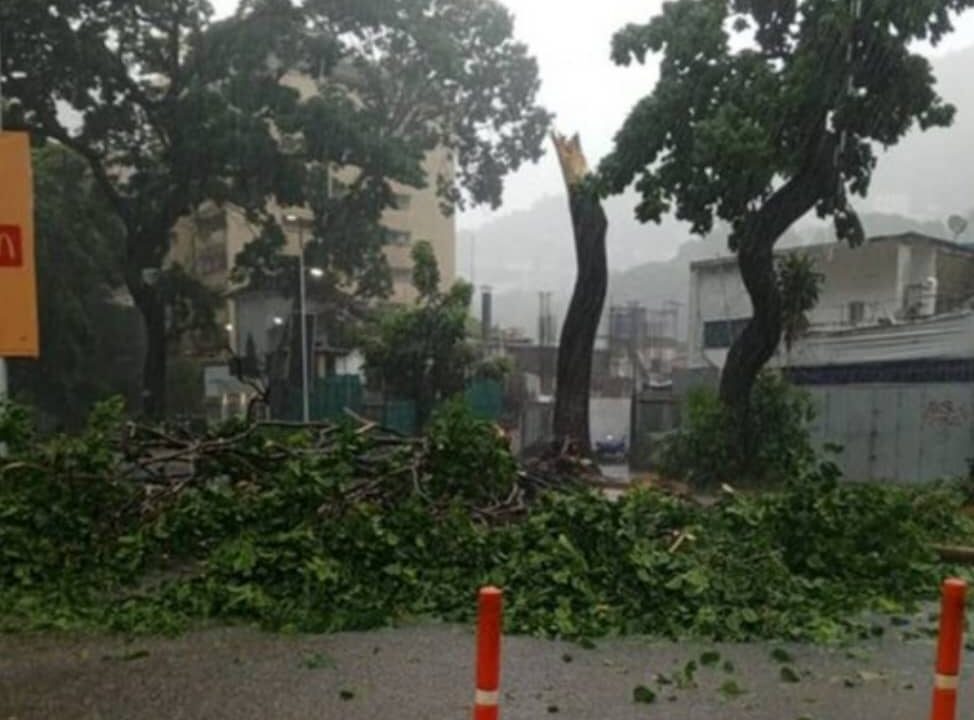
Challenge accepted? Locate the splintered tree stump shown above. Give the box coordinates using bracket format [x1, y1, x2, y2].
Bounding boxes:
[551, 132, 608, 456]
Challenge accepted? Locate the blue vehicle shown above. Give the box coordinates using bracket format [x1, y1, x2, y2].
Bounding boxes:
[595, 434, 627, 460]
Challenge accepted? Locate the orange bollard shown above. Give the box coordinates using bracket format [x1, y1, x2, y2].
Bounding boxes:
[473, 586, 503, 720]
[931, 578, 967, 720]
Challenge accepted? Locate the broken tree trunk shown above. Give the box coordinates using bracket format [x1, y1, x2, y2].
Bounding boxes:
[551, 132, 608, 457]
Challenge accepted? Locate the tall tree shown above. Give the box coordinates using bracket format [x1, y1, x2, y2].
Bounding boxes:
[552, 133, 608, 455]
[601, 0, 971, 414]
[1, 0, 305, 417]
[362, 242, 475, 428]
[236, 0, 552, 302]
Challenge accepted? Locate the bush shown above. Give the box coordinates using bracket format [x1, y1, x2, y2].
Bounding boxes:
[657, 371, 817, 490]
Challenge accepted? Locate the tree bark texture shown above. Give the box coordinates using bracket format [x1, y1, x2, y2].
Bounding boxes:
[552, 133, 608, 455]
[130, 280, 168, 420]
[719, 135, 838, 414]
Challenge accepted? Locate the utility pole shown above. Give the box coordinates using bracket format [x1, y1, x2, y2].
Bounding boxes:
[285, 214, 312, 424]
[298, 221, 309, 424]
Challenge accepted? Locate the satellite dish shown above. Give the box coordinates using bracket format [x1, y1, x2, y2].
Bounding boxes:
[948, 215, 968, 241]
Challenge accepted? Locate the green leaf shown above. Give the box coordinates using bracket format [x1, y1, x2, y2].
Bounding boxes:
[700, 650, 721, 667]
[633, 685, 657, 704]
[780, 666, 801, 683]
[719, 680, 747, 698]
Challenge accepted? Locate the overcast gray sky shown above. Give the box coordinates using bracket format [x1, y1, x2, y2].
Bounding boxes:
[211, 0, 974, 231]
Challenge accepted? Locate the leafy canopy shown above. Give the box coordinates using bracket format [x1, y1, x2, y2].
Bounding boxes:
[0, 0, 312, 413]
[0, 0, 300, 256]
[600, 0, 970, 246]
[233, 0, 551, 301]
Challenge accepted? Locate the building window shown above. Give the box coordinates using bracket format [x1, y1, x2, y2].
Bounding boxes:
[848, 301, 865, 325]
[386, 229, 412, 247]
[703, 318, 750, 349]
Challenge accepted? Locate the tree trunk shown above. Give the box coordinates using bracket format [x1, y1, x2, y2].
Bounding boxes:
[718, 134, 837, 415]
[552, 133, 608, 455]
[718, 240, 781, 412]
[129, 274, 168, 420]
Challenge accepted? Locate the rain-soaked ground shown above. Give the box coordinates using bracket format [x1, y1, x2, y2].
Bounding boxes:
[0, 615, 960, 720]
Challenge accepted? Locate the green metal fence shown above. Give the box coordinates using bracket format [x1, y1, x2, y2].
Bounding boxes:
[284, 376, 503, 433]
[284, 375, 364, 422]
[465, 378, 504, 421]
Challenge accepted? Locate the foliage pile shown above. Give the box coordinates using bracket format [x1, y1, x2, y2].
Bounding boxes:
[0, 399, 970, 641]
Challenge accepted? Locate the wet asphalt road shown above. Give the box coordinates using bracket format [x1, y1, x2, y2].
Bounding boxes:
[0, 618, 964, 720]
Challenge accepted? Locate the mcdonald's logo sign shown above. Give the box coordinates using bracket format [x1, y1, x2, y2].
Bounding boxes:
[0, 131, 39, 357]
[0, 225, 23, 267]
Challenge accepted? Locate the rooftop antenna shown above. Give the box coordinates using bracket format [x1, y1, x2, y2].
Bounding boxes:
[947, 215, 968, 243]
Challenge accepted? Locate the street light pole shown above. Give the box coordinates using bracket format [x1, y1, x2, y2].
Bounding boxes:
[296, 220, 310, 424]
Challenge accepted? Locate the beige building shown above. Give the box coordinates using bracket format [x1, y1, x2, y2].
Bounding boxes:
[171, 65, 456, 310]
[170, 146, 456, 306]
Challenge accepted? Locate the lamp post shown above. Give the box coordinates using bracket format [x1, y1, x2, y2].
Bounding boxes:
[284, 214, 311, 423]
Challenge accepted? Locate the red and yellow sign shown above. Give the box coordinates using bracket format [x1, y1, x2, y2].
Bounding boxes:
[0, 132, 39, 357]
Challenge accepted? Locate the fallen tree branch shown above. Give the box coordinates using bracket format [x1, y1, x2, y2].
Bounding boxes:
[931, 544, 974, 565]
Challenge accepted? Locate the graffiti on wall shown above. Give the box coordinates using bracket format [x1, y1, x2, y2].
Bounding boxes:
[922, 400, 970, 429]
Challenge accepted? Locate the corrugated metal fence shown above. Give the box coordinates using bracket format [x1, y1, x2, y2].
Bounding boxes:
[807, 383, 974, 482]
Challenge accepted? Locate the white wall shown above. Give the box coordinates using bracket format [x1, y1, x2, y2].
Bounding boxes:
[687, 239, 934, 369]
[807, 241, 901, 326]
